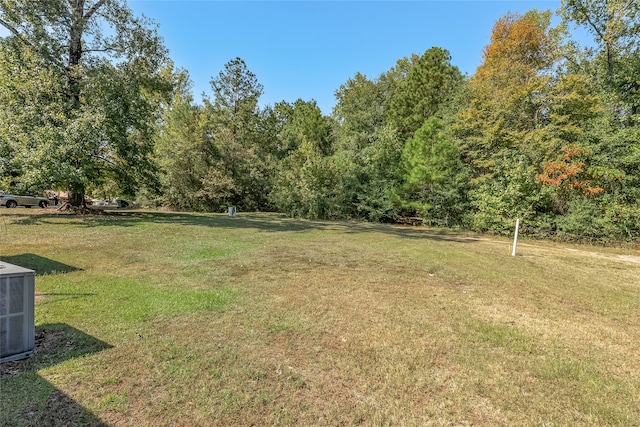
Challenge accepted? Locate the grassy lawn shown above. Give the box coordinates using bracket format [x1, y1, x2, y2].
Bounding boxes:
[1, 209, 639, 426]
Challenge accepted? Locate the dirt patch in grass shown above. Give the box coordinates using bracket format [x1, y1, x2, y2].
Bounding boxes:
[50, 203, 123, 215]
[0, 329, 66, 377]
[565, 248, 640, 263]
[10, 390, 104, 427]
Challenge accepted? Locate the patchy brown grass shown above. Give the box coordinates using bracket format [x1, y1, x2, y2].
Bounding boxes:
[1, 210, 639, 426]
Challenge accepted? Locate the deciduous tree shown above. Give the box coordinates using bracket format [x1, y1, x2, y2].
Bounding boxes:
[0, 0, 171, 206]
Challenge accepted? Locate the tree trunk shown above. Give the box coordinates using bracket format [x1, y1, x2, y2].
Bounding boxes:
[69, 183, 86, 207]
[66, 1, 87, 206]
[67, 0, 85, 112]
[606, 44, 614, 85]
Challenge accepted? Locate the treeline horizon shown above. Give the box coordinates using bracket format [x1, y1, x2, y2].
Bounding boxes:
[1, 1, 639, 242]
[149, 7, 639, 242]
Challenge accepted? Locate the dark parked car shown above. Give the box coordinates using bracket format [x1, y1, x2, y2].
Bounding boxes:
[0, 193, 49, 208]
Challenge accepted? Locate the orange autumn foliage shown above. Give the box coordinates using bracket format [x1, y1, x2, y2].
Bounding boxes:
[538, 145, 604, 195]
[482, 12, 552, 69]
[473, 11, 555, 92]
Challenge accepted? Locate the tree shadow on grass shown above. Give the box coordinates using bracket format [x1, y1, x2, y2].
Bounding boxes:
[7, 210, 482, 244]
[0, 323, 112, 426]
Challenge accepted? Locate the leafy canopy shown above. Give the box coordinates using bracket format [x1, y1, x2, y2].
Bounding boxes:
[0, 0, 171, 202]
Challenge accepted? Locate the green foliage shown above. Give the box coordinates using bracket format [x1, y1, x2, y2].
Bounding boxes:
[600, 194, 640, 241]
[270, 139, 342, 219]
[465, 150, 554, 234]
[560, 0, 640, 82]
[455, 10, 558, 179]
[391, 117, 469, 226]
[0, 42, 66, 192]
[333, 72, 388, 153]
[153, 70, 213, 210]
[388, 47, 463, 138]
[2, 2, 638, 241]
[332, 72, 404, 222]
[203, 57, 270, 211]
[266, 99, 341, 219]
[555, 198, 606, 241]
[273, 99, 333, 158]
[0, 0, 172, 202]
[155, 58, 275, 212]
[347, 124, 404, 222]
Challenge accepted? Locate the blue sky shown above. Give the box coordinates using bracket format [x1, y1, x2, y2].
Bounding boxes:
[128, 0, 564, 114]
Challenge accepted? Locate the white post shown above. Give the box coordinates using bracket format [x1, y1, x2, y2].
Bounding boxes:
[511, 218, 520, 256]
[228, 206, 236, 217]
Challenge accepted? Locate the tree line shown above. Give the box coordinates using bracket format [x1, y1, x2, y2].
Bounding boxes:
[1, 1, 639, 241]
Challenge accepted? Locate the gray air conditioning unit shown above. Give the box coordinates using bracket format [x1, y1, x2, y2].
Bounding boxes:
[0, 261, 35, 363]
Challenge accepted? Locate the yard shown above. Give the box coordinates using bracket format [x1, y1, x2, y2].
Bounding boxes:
[1, 210, 639, 426]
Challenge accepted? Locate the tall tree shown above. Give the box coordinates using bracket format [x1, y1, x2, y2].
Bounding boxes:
[333, 72, 387, 154]
[559, 0, 640, 239]
[202, 57, 269, 210]
[332, 71, 403, 221]
[153, 69, 212, 210]
[561, 0, 639, 82]
[275, 99, 333, 157]
[388, 47, 463, 139]
[561, 0, 640, 116]
[455, 10, 559, 180]
[270, 137, 342, 220]
[0, 0, 171, 206]
[207, 57, 263, 144]
[391, 117, 469, 226]
[454, 10, 578, 233]
[268, 99, 340, 218]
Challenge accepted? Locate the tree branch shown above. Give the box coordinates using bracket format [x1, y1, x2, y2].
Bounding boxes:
[0, 16, 67, 72]
[0, 17, 34, 48]
[91, 153, 117, 167]
[577, 5, 607, 43]
[83, 0, 108, 22]
[83, 47, 118, 54]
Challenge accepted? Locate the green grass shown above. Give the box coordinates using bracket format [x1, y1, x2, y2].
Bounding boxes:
[1, 210, 639, 426]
